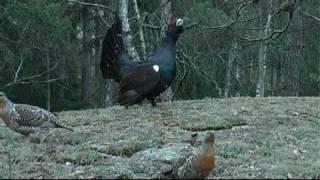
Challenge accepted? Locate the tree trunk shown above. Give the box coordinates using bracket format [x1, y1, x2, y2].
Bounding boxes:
[160, 0, 172, 38]
[282, 0, 302, 96]
[249, 57, 254, 95]
[97, 2, 117, 107]
[271, 66, 278, 95]
[58, 50, 66, 101]
[159, 0, 173, 102]
[46, 53, 51, 111]
[133, 0, 147, 60]
[103, 79, 117, 107]
[81, 6, 94, 107]
[224, 41, 238, 98]
[235, 56, 240, 97]
[256, 0, 273, 97]
[118, 0, 140, 62]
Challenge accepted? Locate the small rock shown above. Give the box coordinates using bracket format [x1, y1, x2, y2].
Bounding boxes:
[292, 112, 299, 116]
[293, 149, 300, 155]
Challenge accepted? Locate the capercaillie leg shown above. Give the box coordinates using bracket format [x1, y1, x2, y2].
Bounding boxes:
[149, 98, 157, 107]
[30, 125, 50, 144]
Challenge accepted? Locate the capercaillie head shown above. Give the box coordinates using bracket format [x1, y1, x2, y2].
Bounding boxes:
[0, 92, 12, 115]
[204, 132, 215, 144]
[165, 18, 184, 40]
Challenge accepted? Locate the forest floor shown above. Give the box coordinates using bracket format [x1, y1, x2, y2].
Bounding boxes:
[0, 97, 320, 179]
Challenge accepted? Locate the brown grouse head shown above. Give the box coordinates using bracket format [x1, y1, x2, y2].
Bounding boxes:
[0, 92, 7, 109]
[204, 132, 215, 144]
[0, 92, 9, 116]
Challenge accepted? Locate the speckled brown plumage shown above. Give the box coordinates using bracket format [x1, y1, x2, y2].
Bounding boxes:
[173, 132, 216, 179]
[0, 92, 73, 142]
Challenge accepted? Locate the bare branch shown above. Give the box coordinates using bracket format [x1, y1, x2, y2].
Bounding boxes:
[14, 58, 24, 83]
[237, 0, 297, 42]
[0, 63, 61, 91]
[142, 23, 161, 30]
[1, 78, 64, 91]
[97, 12, 111, 27]
[142, 21, 199, 31]
[177, 50, 223, 96]
[19, 63, 59, 82]
[66, 0, 114, 13]
[0, 35, 48, 52]
[201, 0, 296, 42]
[272, 0, 296, 18]
[203, 0, 259, 30]
[300, 10, 320, 23]
[185, 22, 199, 30]
[133, 0, 147, 60]
[237, 16, 292, 42]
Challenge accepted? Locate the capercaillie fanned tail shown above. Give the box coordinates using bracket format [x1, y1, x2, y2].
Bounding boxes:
[100, 15, 130, 82]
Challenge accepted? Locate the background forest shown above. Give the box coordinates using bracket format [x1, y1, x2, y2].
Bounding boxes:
[0, 0, 320, 111]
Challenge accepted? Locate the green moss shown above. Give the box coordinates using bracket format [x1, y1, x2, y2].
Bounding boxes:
[182, 116, 247, 131]
[108, 141, 146, 157]
[56, 149, 101, 165]
[117, 172, 131, 179]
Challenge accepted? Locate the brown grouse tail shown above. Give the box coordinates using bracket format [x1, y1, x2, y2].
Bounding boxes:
[52, 119, 74, 132]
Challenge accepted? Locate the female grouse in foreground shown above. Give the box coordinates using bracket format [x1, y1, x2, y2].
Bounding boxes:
[100, 16, 184, 107]
[173, 132, 216, 179]
[0, 92, 73, 143]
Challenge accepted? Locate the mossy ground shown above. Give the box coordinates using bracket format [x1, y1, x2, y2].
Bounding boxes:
[0, 97, 320, 178]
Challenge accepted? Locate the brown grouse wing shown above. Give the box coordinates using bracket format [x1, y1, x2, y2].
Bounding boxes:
[14, 104, 50, 127]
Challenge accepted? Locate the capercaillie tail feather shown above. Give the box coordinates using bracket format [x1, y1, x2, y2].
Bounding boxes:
[100, 15, 138, 83]
[55, 123, 74, 132]
[100, 16, 124, 82]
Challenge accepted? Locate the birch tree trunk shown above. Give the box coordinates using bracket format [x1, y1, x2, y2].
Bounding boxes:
[118, 0, 140, 62]
[133, 0, 147, 60]
[159, 0, 173, 102]
[282, 0, 302, 96]
[256, 0, 273, 97]
[224, 41, 238, 98]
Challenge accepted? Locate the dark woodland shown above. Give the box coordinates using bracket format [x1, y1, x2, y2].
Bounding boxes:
[1, 1, 320, 179]
[0, 0, 319, 110]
